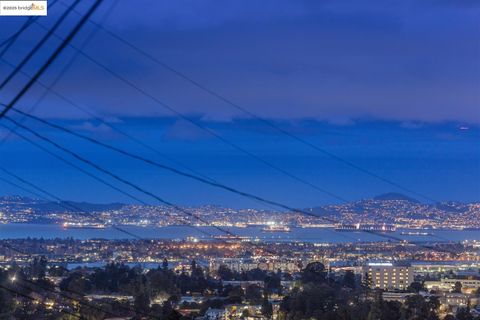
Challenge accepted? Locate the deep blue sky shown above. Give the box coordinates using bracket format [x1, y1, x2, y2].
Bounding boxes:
[0, 0, 479, 207]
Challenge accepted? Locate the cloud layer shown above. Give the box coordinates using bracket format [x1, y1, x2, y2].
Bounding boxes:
[1, 0, 479, 124]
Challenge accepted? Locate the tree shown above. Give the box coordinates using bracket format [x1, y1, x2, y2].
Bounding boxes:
[426, 296, 440, 320]
[280, 283, 338, 318]
[454, 281, 463, 293]
[147, 268, 177, 295]
[264, 273, 281, 294]
[29, 256, 48, 279]
[381, 301, 402, 320]
[60, 272, 92, 296]
[134, 292, 151, 315]
[408, 281, 424, 293]
[243, 268, 267, 281]
[217, 265, 234, 281]
[162, 258, 169, 270]
[228, 285, 244, 299]
[49, 265, 68, 277]
[301, 262, 326, 284]
[456, 307, 473, 320]
[245, 284, 263, 305]
[78, 303, 106, 320]
[367, 302, 382, 320]
[241, 309, 251, 319]
[403, 295, 433, 320]
[343, 270, 356, 289]
[367, 290, 383, 320]
[0, 289, 15, 320]
[261, 291, 273, 317]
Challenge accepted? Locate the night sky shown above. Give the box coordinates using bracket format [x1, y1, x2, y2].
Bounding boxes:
[0, 0, 479, 207]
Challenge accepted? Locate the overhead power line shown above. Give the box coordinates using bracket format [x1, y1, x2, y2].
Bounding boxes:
[0, 0, 80, 90]
[0, 0, 60, 59]
[0, 0, 104, 119]
[0, 18, 38, 58]
[0, 282, 81, 319]
[0, 0, 116, 150]
[0, 175, 46, 199]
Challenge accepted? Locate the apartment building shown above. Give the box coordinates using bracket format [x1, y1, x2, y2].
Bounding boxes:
[364, 262, 414, 290]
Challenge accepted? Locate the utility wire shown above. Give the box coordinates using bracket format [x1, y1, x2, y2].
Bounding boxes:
[0, 0, 104, 119]
[0, 175, 46, 200]
[0, 0, 80, 90]
[0, 0, 114, 149]
[0, 282, 82, 319]
[16, 275, 148, 320]
[0, 123, 157, 207]
[0, 0, 194, 236]
[0, 18, 38, 58]
[0, 0, 60, 58]
[0, 167, 307, 320]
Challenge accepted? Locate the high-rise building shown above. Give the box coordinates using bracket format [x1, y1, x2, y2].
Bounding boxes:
[363, 262, 414, 290]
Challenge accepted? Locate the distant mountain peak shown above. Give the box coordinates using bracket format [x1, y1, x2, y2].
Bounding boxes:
[373, 192, 419, 203]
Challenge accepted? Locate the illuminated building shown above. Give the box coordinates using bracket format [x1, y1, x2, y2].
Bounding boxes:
[364, 262, 414, 290]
